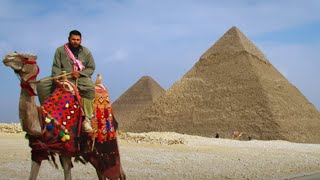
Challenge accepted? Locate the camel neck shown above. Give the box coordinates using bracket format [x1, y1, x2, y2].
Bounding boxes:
[19, 85, 41, 136]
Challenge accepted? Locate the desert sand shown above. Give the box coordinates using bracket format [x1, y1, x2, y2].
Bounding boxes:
[1, 123, 320, 180]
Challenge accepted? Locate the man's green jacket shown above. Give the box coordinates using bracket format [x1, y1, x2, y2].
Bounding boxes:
[51, 45, 96, 100]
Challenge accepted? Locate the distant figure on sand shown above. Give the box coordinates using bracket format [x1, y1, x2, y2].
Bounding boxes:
[232, 131, 243, 140]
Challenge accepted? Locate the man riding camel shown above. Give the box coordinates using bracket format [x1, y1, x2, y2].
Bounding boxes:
[52, 30, 95, 133]
[37, 30, 95, 133]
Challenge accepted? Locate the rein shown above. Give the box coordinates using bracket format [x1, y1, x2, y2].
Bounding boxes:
[15, 54, 40, 96]
[13, 53, 79, 96]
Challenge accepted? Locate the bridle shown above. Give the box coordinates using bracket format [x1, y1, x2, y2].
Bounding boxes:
[14, 53, 40, 96]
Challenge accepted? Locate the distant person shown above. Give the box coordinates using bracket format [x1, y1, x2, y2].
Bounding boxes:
[51, 30, 95, 133]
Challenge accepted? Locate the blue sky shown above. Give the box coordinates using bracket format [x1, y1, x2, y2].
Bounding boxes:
[0, 0, 319, 123]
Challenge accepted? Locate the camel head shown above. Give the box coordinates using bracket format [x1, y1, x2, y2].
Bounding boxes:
[3, 52, 38, 82]
[3, 52, 39, 96]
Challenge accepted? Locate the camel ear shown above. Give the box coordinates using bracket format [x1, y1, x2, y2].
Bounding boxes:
[95, 73, 102, 85]
[21, 53, 37, 61]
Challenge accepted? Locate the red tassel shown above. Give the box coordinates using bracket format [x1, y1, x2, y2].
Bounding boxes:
[96, 107, 102, 119]
[104, 107, 109, 118]
[96, 108, 102, 129]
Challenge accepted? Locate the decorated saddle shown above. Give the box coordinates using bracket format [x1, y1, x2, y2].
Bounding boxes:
[81, 82, 121, 179]
[29, 79, 83, 162]
[92, 83, 117, 143]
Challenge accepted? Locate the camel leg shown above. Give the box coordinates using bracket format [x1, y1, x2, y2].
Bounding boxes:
[28, 161, 41, 180]
[95, 165, 126, 180]
[95, 169, 105, 180]
[60, 155, 72, 180]
[119, 165, 126, 180]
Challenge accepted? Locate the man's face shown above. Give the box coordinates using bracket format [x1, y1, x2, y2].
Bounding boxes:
[68, 34, 81, 48]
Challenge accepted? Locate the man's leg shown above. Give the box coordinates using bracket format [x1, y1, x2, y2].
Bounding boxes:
[81, 97, 94, 132]
[36, 77, 54, 105]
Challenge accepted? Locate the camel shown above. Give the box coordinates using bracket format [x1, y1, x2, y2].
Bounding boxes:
[232, 131, 243, 140]
[232, 131, 252, 141]
[3, 52, 126, 180]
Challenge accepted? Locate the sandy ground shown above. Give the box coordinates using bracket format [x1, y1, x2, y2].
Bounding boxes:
[1, 131, 320, 180]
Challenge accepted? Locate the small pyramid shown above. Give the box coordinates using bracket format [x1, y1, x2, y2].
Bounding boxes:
[112, 76, 165, 131]
[132, 26, 320, 143]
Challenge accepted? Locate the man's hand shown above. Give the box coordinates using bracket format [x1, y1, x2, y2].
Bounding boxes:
[71, 71, 80, 79]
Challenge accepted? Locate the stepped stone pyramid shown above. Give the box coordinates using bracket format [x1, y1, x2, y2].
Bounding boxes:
[132, 26, 320, 143]
[112, 76, 165, 132]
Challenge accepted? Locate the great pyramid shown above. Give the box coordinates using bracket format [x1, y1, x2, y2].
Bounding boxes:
[112, 76, 165, 132]
[132, 26, 320, 143]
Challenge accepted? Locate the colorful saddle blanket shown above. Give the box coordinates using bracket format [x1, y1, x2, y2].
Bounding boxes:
[92, 84, 116, 143]
[29, 80, 82, 162]
[81, 83, 121, 179]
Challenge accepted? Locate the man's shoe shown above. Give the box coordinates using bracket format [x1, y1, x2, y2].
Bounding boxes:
[82, 117, 94, 133]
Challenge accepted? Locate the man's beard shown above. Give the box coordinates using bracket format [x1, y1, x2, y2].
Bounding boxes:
[69, 43, 80, 58]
